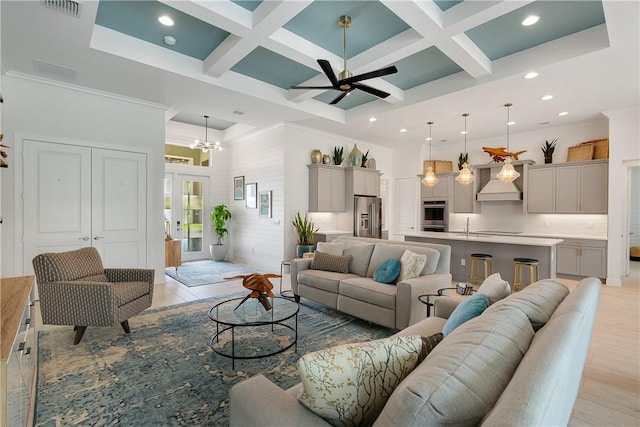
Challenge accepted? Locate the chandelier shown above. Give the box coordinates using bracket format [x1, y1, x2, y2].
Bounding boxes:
[190, 115, 222, 153]
[455, 112, 475, 185]
[422, 121, 439, 187]
[496, 103, 520, 183]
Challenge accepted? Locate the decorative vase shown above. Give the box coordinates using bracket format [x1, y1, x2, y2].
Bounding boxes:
[322, 154, 331, 164]
[544, 156, 553, 164]
[311, 149, 322, 164]
[296, 244, 316, 258]
[210, 243, 228, 261]
[348, 144, 363, 167]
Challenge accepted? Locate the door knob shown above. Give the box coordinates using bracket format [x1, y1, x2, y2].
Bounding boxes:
[78, 237, 90, 241]
[94, 236, 104, 240]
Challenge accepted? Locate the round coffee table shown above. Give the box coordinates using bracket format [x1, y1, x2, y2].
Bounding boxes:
[208, 296, 299, 369]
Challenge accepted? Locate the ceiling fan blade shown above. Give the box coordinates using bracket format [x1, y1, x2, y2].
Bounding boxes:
[290, 85, 334, 90]
[329, 91, 350, 105]
[340, 65, 398, 85]
[317, 59, 339, 87]
[352, 83, 390, 99]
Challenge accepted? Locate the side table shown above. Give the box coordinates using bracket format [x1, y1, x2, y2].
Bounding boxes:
[418, 293, 440, 317]
[280, 260, 295, 299]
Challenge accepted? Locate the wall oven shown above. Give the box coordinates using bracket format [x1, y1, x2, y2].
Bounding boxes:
[422, 200, 448, 232]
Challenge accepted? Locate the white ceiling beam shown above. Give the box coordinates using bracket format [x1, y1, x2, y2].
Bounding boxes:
[443, 0, 534, 35]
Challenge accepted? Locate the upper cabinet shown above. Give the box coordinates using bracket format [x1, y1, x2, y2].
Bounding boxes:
[421, 174, 450, 199]
[308, 164, 346, 212]
[452, 178, 476, 213]
[525, 159, 608, 214]
[346, 167, 380, 197]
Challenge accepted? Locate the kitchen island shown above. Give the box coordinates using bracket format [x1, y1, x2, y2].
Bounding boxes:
[403, 232, 564, 284]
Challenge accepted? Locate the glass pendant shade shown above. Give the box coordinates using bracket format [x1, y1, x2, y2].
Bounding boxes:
[422, 166, 439, 187]
[455, 162, 475, 184]
[497, 157, 520, 183]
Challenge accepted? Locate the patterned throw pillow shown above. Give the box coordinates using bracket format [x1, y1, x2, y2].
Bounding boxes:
[373, 258, 401, 284]
[297, 334, 443, 427]
[398, 250, 427, 281]
[310, 251, 352, 273]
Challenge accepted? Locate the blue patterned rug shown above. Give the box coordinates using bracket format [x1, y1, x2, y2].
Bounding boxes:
[165, 260, 258, 287]
[35, 296, 395, 426]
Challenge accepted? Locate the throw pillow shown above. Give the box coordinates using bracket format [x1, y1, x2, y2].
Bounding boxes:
[442, 293, 490, 336]
[316, 242, 344, 256]
[477, 272, 512, 304]
[297, 334, 442, 427]
[398, 250, 427, 281]
[373, 259, 401, 284]
[310, 251, 352, 274]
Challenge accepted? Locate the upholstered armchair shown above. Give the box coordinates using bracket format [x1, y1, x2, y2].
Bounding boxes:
[32, 247, 154, 344]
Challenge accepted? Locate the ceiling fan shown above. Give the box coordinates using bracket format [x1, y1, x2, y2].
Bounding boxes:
[290, 15, 398, 105]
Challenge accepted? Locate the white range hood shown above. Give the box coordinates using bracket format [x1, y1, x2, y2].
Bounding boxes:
[476, 165, 523, 202]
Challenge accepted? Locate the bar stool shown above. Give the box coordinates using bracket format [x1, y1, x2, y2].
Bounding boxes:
[469, 253, 493, 285]
[512, 258, 540, 292]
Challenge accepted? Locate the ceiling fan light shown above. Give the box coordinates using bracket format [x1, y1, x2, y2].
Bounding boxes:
[455, 163, 475, 185]
[422, 167, 439, 187]
[496, 158, 520, 183]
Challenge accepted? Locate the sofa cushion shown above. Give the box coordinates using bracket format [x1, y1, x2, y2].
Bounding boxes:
[373, 259, 401, 284]
[398, 250, 427, 281]
[298, 270, 359, 293]
[310, 252, 352, 273]
[485, 279, 569, 330]
[375, 307, 535, 427]
[365, 243, 440, 278]
[316, 242, 344, 256]
[297, 334, 442, 427]
[341, 241, 375, 277]
[339, 278, 397, 309]
[477, 272, 511, 304]
[442, 293, 490, 336]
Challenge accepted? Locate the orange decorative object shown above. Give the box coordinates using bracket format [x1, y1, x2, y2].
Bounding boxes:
[225, 273, 281, 311]
[482, 146, 527, 162]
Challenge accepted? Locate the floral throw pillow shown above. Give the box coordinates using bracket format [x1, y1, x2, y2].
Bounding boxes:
[398, 249, 427, 281]
[297, 334, 443, 427]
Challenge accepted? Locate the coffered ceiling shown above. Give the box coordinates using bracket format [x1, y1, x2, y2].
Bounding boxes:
[1, 1, 638, 148]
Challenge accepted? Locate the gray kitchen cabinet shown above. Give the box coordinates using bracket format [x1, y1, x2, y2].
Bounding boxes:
[421, 174, 450, 199]
[346, 167, 380, 197]
[525, 160, 608, 214]
[557, 238, 607, 279]
[452, 179, 475, 213]
[308, 164, 345, 212]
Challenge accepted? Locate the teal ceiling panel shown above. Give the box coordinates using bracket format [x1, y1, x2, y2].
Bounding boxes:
[231, 1, 262, 12]
[466, 1, 605, 60]
[231, 47, 319, 89]
[383, 47, 463, 90]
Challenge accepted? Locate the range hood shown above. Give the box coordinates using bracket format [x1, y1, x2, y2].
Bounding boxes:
[476, 166, 523, 201]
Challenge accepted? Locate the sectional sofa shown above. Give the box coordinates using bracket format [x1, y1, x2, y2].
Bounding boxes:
[230, 277, 601, 426]
[290, 236, 452, 330]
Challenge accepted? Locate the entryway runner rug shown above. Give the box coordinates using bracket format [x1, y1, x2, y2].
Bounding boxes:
[35, 296, 395, 426]
[164, 260, 258, 287]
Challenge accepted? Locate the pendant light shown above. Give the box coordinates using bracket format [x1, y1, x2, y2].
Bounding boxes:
[189, 115, 223, 153]
[496, 103, 520, 183]
[455, 113, 475, 185]
[422, 121, 439, 187]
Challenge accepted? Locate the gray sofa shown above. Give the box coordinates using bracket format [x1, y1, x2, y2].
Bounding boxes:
[230, 277, 601, 426]
[290, 236, 452, 330]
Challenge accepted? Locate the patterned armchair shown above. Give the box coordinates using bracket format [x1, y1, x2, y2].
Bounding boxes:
[32, 247, 154, 345]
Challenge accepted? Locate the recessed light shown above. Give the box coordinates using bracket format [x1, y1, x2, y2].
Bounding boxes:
[164, 35, 177, 46]
[425, 137, 432, 141]
[460, 131, 468, 135]
[524, 72, 538, 79]
[558, 111, 569, 116]
[541, 95, 553, 101]
[522, 15, 539, 26]
[369, 117, 377, 122]
[507, 121, 516, 126]
[400, 128, 407, 133]
[158, 15, 174, 26]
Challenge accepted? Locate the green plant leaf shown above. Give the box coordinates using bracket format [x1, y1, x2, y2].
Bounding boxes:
[211, 204, 232, 245]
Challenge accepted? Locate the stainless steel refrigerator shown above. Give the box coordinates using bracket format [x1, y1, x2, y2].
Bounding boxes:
[354, 196, 382, 238]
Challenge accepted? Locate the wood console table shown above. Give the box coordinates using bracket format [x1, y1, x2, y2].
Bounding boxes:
[165, 239, 181, 271]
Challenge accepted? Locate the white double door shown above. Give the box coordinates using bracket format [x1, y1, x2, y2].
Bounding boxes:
[23, 140, 147, 272]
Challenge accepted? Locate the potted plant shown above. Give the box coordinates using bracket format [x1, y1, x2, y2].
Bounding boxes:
[292, 211, 318, 258]
[361, 149, 370, 167]
[458, 152, 469, 170]
[542, 139, 557, 164]
[333, 146, 344, 166]
[210, 204, 232, 261]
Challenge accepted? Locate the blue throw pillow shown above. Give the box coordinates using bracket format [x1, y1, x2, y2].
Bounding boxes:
[442, 293, 490, 336]
[373, 259, 402, 284]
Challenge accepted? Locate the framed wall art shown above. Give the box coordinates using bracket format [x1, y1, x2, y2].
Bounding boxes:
[259, 190, 272, 218]
[234, 176, 245, 200]
[246, 182, 257, 208]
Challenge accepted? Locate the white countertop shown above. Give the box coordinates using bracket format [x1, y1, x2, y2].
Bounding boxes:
[315, 230, 354, 235]
[403, 232, 564, 247]
[448, 230, 607, 241]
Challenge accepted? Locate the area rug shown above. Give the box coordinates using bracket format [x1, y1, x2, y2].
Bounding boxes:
[164, 260, 258, 287]
[35, 296, 395, 426]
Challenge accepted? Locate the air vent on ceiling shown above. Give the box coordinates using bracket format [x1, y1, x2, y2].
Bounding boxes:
[41, 0, 80, 17]
[33, 59, 78, 82]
